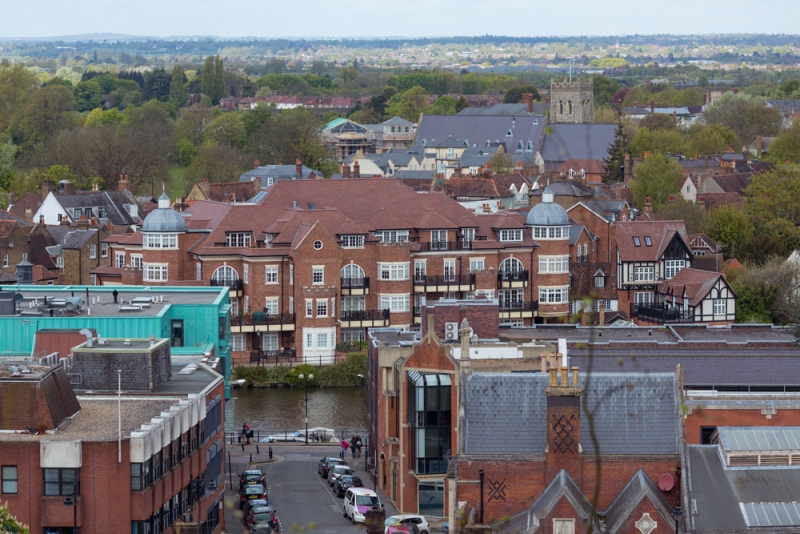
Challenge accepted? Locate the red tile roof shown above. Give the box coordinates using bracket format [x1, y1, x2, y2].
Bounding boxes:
[615, 220, 689, 262]
[658, 268, 726, 307]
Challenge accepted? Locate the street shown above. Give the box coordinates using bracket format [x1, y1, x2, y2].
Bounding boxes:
[224, 443, 399, 534]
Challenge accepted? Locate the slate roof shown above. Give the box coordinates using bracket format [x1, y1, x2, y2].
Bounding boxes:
[615, 220, 689, 262]
[464, 372, 679, 456]
[540, 124, 616, 163]
[0, 209, 32, 225]
[658, 268, 726, 306]
[708, 172, 752, 194]
[413, 115, 545, 153]
[556, 158, 606, 175]
[61, 229, 99, 249]
[767, 99, 800, 115]
[457, 103, 543, 117]
[239, 164, 316, 182]
[54, 191, 142, 225]
[0, 365, 81, 431]
[529, 180, 593, 198]
[681, 157, 721, 169]
[383, 116, 414, 126]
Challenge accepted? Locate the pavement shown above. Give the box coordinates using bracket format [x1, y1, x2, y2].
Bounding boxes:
[221, 441, 401, 534]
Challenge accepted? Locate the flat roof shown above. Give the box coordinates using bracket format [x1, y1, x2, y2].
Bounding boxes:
[73, 338, 169, 351]
[0, 285, 227, 319]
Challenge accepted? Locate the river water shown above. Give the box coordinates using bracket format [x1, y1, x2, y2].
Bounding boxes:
[228, 386, 368, 437]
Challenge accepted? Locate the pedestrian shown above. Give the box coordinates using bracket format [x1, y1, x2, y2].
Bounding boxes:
[242, 422, 251, 445]
[356, 436, 362, 458]
[340, 438, 349, 459]
[350, 436, 357, 458]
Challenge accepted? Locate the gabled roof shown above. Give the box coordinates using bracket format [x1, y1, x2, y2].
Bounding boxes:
[239, 164, 316, 182]
[529, 180, 592, 198]
[708, 172, 751, 195]
[658, 268, 729, 307]
[53, 190, 142, 225]
[446, 177, 514, 200]
[0, 209, 33, 225]
[556, 158, 606, 175]
[413, 115, 545, 154]
[604, 470, 676, 534]
[615, 220, 690, 262]
[7, 192, 44, 220]
[540, 123, 616, 163]
[382, 116, 414, 126]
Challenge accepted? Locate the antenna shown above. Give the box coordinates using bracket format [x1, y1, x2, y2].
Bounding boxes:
[569, 57, 573, 83]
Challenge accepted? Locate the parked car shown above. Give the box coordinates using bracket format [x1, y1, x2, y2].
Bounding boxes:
[240, 469, 266, 488]
[385, 515, 430, 534]
[333, 474, 363, 497]
[387, 526, 420, 534]
[343, 487, 382, 524]
[318, 457, 346, 477]
[243, 498, 270, 518]
[262, 430, 308, 443]
[307, 427, 337, 442]
[442, 522, 449, 534]
[239, 484, 268, 509]
[248, 505, 279, 532]
[328, 464, 353, 486]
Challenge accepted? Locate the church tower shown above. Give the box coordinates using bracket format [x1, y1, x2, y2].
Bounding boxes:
[549, 78, 594, 123]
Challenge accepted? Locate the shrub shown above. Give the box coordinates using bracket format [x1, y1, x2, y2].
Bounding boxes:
[317, 352, 367, 387]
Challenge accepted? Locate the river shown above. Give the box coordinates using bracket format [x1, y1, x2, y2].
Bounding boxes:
[228, 386, 368, 437]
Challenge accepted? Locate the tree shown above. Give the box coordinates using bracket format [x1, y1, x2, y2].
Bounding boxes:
[0, 501, 30, 534]
[686, 124, 737, 157]
[731, 258, 800, 324]
[779, 79, 800, 95]
[593, 106, 619, 124]
[176, 137, 195, 166]
[592, 75, 620, 106]
[602, 117, 627, 183]
[73, 79, 103, 112]
[744, 166, 800, 225]
[84, 107, 126, 127]
[426, 95, 457, 116]
[142, 69, 171, 102]
[768, 122, 800, 163]
[638, 113, 677, 131]
[455, 96, 469, 113]
[630, 152, 683, 210]
[385, 86, 429, 122]
[169, 65, 188, 108]
[502, 83, 540, 104]
[205, 112, 246, 149]
[12, 84, 76, 145]
[707, 204, 755, 258]
[487, 152, 514, 174]
[629, 127, 687, 156]
[42, 164, 79, 184]
[704, 92, 783, 146]
[185, 142, 246, 184]
[213, 55, 226, 104]
[200, 56, 215, 101]
[655, 198, 709, 235]
[0, 63, 38, 133]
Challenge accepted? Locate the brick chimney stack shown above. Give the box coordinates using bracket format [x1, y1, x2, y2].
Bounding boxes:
[252, 176, 262, 191]
[77, 215, 90, 230]
[118, 174, 130, 192]
[42, 181, 57, 200]
[645, 197, 653, 215]
[7, 185, 15, 207]
[650, 100, 655, 113]
[353, 161, 361, 178]
[342, 163, 351, 178]
[545, 364, 582, 485]
[253, 159, 261, 170]
[63, 181, 76, 195]
[521, 92, 534, 113]
[295, 158, 303, 178]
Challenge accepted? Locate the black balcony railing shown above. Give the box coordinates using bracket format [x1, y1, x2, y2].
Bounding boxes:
[498, 270, 529, 283]
[417, 240, 474, 252]
[211, 278, 243, 290]
[249, 348, 297, 365]
[231, 312, 295, 327]
[340, 276, 370, 290]
[499, 301, 538, 312]
[340, 309, 390, 322]
[413, 274, 476, 287]
[630, 304, 694, 324]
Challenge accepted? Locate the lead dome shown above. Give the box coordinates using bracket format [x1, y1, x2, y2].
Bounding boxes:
[526, 186, 568, 226]
[142, 191, 186, 232]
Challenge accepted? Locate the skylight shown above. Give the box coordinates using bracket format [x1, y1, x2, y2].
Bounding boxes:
[633, 236, 641, 247]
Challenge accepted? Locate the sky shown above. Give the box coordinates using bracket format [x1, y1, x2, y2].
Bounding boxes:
[0, 0, 798, 39]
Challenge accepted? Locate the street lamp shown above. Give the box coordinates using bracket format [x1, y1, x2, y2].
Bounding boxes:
[298, 373, 314, 444]
[62, 482, 79, 534]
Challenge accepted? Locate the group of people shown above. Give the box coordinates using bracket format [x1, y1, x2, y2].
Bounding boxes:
[240, 422, 253, 445]
[340, 435, 362, 459]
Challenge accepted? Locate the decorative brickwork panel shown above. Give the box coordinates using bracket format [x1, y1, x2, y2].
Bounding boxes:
[552, 414, 577, 454]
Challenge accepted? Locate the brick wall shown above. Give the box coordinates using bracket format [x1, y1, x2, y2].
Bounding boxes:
[421, 301, 500, 340]
[72, 342, 171, 391]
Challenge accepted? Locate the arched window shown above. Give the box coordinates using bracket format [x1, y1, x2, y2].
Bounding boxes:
[559, 101, 564, 114]
[341, 264, 365, 281]
[569, 101, 573, 114]
[516, 141, 524, 152]
[211, 265, 239, 286]
[526, 140, 533, 151]
[499, 257, 524, 274]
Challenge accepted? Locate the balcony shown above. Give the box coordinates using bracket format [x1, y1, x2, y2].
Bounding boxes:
[414, 273, 476, 293]
[230, 312, 296, 333]
[417, 240, 474, 252]
[339, 309, 390, 328]
[341, 276, 370, 296]
[413, 305, 422, 325]
[630, 304, 694, 325]
[211, 278, 244, 297]
[498, 270, 529, 288]
[249, 348, 297, 365]
[499, 301, 538, 319]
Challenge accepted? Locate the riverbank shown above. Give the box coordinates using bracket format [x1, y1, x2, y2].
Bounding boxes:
[233, 352, 366, 388]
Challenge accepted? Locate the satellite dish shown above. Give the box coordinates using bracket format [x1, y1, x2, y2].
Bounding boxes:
[658, 473, 674, 492]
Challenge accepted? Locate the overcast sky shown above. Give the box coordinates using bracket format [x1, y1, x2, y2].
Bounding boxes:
[1, 0, 798, 39]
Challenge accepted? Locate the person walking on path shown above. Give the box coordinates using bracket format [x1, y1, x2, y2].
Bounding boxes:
[340, 438, 349, 459]
[355, 436, 362, 458]
[350, 436, 357, 459]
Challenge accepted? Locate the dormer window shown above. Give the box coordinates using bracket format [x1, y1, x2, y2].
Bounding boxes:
[341, 235, 365, 248]
[644, 236, 652, 247]
[516, 141, 524, 152]
[594, 272, 605, 287]
[98, 207, 107, 218]
[506, 130, 513, 137]
[526, 141, 533, 151]
[464, 139, 469, 147]
[499, 229, 523, 242]
[633, 236, 641, 247]
[580, 169, 585, 179]
[569, 169, 575, 179]
[227, 232, 252, 247]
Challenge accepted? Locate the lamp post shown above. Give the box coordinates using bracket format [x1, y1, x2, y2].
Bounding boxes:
[62, 482, 79, 534]
[298, 373, 314, 444]
[673, 490, 683, 534]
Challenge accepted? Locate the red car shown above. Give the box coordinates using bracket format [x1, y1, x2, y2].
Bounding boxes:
[239, 484, 268, 509]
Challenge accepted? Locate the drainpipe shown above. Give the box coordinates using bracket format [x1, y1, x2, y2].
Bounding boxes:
[479, 469, 484, 524]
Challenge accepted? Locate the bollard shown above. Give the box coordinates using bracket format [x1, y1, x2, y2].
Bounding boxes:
[250, 453, 253, 463]
[269, 446, 273, 460]
[256, 445, 260, 455]
[241, 443, 245, 452]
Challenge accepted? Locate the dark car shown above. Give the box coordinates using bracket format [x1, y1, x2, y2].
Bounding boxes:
[333, 474, 363, 497]
[318, 457, 346, 477]
[240, 469, 266, 487]
[243, 498, 270, 518]
[239, 484, 268, 509]
[248, 505, 279, 532]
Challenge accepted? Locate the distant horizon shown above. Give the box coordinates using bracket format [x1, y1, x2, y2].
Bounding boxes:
[2, 0, 799, 40]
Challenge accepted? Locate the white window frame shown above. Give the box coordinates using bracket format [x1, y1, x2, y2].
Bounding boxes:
[634, 291, 653, 305]
[211, 265, 238, 284]
[265, 266, 278, 284]
[341, 235, 365, 249]
[538, 255, 570, 274]
[130, 254, 143, 269]
[2, 254, 7, 267]
[56, 256, 64, 268]
[243, 264, 249, 284]
[231, 335, 246, 352]
[462, 228, 475, 244]
[305, 299, 313, 317]
[633, 266, 655, 282]
[226, 232, 252, 247]
[379, 262, 409, 281]
[379, 294, 409, 313]
[290, 264, 294, 285]
[594, 275, 605, 287]
[713, 298, 726, 315]
[431, 230, 447, 243]
[665, 259, 685, 279]
[264, 297, 279, 315]
[196, 262, 202, 281]
[499, 229, 523, 242]
[115, 252, 126, 268]
[101, 242, 108, 258]
[89, 244, 96, 259]
[143, 263, 169, 282]
[469, 258, 485, 271]
[532, 226, 568, 240]
[312, 266, 324, 285]
[316, 299, 328, 317]
[538, 286, 569, 304]
[317, 332, 328, 349]
[374, 230, 409, 243]
[142, 233, 179, 250]
[262, 333, 279, 351]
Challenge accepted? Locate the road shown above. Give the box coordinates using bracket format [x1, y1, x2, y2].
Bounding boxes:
[224, 443, 398, 534]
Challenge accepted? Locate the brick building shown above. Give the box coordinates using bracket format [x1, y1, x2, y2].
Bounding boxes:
[99, 180, 571, 365]
[0, 339, 226, 534]
[367, 311, 681, 532]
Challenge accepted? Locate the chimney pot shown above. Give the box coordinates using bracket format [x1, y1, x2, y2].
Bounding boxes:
[295, 158, 303, 177]
[571, 367, 579, 387]
[353, 161, 361, 178]
[548, 368, 558, 388]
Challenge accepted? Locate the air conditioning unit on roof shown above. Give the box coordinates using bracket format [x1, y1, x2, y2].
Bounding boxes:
[445, 322, 458, 341]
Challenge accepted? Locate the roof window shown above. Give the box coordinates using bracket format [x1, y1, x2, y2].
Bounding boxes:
[644, 236, 652, 247]
[633, 236, 641, 247]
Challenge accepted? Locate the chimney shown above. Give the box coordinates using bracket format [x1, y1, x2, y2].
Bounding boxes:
[24, 208, 33, 221]
[253, 159, 261, 169]
[92, 182, 99, 191]
[673, 109, 677, 125]
[42, 180, 57, 200]
[698, 195, 705, 208]
[252, 176, 262, 191]
[650, 100, 655, 113]
[353, 161, 361, 179]
[668, 194, 675, 204]
[644, 197, 653, 214]
[63, 181, 76, 195]
[342, 163, 351, 179]
[459, 318, 471, 359]
[732, 87, 739, 95]
[545, 364, 582, 485]
[77, 215, 89, 230]
[703, 92, 708, 106]
[231, 192, 237, 203]
[756, 136, 763, 155]
[7, 185, 15, 207]
[295, 158, 303, 178]
[521, 92, 534, 113]
[624, 153, 632, 184]
[118, 174, 130, 192]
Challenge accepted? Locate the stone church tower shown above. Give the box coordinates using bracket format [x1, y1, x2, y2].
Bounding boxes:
[549, 78, 594, 123]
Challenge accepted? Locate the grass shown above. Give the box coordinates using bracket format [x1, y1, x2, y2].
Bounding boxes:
[167, 167, 188, 199]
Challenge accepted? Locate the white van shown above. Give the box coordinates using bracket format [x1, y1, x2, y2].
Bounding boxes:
[343, 487, 382, 523]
